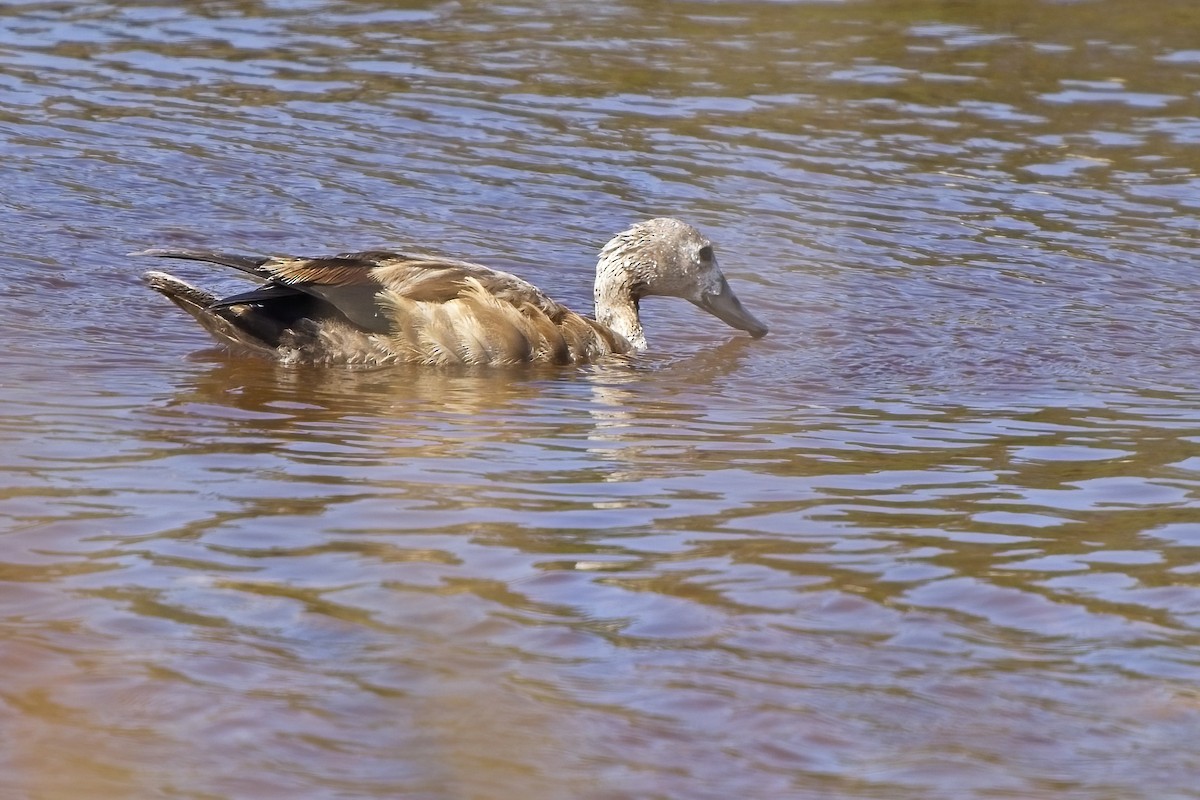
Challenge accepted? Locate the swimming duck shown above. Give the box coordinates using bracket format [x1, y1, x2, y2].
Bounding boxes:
[136, 217, 768, 366]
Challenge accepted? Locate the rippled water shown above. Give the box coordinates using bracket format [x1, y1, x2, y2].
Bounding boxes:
[3, 1, 1200, 797]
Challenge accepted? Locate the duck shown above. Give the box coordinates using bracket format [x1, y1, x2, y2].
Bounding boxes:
[135, 217, 768, 366]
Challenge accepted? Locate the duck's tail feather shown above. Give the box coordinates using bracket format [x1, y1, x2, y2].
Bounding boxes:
[130, 248, 268, 277]
[143, 271, 276, 355]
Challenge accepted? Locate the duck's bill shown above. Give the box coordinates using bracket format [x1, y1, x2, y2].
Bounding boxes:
[694, 276, 769, 339]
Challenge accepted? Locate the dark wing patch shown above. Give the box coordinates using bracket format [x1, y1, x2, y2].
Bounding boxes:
[208, 283, 305, 309]
[257, 253, 416, 332]
[133, 248, 271, 278]
[302, 284, 390, 332]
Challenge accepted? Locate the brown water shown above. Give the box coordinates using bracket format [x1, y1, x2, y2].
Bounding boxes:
[3, 1, 1200, 797]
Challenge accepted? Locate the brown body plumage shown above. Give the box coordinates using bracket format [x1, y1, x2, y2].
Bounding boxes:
[137, 218, 768, 366]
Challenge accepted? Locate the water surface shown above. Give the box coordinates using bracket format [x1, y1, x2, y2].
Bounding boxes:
[2, 1, 1200, 798]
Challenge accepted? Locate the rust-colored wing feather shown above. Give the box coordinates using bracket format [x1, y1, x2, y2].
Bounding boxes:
[260, 251, 399, 287]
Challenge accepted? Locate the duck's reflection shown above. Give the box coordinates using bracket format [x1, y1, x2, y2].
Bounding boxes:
[578, 336, 759, 482]
[166, 336, 753, 433]
[167, 349, 571, 422]
[150, 337, 759, 508]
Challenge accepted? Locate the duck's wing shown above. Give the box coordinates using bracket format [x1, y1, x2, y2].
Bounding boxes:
[140, 248, 628, 364]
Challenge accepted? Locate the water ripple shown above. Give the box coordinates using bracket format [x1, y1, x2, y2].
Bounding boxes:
[3, 1, 1200, 798]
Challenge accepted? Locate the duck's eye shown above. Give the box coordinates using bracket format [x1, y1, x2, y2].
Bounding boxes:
[698, 245, 714, 262]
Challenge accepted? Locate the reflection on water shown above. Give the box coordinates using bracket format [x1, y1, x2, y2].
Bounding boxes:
[3, 1, 1200, 798]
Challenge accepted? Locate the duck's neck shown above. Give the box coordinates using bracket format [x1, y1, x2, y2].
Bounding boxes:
[594, 270, 647, 350]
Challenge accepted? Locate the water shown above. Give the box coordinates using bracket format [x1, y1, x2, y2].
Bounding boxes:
[3, 1, 1200, 797]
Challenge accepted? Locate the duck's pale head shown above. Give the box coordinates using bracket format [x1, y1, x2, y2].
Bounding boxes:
[594, 217, 769, 349]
